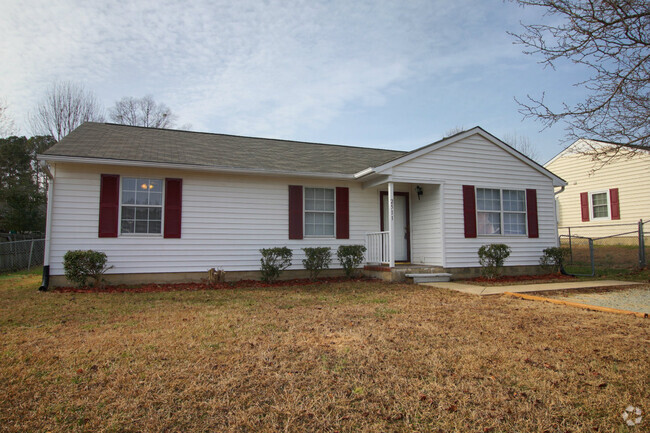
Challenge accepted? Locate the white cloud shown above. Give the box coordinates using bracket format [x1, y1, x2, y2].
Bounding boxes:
[0, 0, 540, 137]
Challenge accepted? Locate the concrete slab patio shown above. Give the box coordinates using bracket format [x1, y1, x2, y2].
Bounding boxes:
[421, 280, 643, 296]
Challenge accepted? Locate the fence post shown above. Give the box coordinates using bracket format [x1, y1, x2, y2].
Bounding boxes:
[28, 239, 34, 270]
[639, 219, 646, 269]
[589, 238, 595, 276]
[568, 227, 573, 265]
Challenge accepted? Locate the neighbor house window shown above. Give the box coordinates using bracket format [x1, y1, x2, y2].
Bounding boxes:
[477, 188, 526, 235]
[304, 187, 335, 236]
[121, 177, 163, 234]
[590, 191, 609, 219]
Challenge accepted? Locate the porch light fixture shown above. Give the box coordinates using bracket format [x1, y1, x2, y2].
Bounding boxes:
[416, 185, 423, 200]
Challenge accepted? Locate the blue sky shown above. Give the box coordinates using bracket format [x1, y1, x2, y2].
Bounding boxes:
[0, 0, 590, 163]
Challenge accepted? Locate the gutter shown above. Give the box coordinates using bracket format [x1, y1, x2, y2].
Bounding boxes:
[38, 161, 54, 291]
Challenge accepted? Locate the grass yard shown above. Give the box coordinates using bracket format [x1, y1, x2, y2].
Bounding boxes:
[1, 271, 649, 432]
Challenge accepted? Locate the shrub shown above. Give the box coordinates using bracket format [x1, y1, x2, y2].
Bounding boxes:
[260, 247, 293, 282]
[302, 247, 332, 280]
[539, 247, 569, 273]
[337, 245, 366, 277]
[477, 244, 511, 279]
[63, 250, 113, 288]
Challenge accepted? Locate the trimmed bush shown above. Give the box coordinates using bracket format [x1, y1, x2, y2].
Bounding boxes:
[337, 245, 366, 278]
[539, 247, 569, 273]
[63, 250, 113, 288]
[302, 247, 332, 280]
[477, 244, 511, 279]
[260, 247, 293, 282]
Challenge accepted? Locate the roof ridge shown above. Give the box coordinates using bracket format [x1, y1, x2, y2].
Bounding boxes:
[93, 122, 406, 154]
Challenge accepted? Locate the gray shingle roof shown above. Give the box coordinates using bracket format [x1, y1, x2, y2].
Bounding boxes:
[42, 122, 406, 175]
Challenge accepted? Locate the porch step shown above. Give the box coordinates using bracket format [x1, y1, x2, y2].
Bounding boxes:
[405, 273, 452, 284]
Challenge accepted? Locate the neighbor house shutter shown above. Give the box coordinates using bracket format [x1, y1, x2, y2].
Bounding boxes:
[288, 185, 303, 239]
[580, 192, 590, 222]
[462, 185, 477, 238]
[336, 187, 349, 239]
[526, 189, 539, 238]
[98, 174, 120, 238]
[164, 178, 182, 238]
[609, 188, 620, 220]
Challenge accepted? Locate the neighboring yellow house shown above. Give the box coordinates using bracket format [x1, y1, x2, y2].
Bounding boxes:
[545, 139, 650, 239]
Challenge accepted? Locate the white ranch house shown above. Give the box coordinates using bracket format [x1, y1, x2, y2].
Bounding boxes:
[38, 123, 566, 287]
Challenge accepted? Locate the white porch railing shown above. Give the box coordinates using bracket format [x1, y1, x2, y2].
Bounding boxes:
[366, 231, 390, 265]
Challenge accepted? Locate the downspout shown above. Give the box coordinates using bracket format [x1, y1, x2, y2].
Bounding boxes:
[38, 161, 54, 291]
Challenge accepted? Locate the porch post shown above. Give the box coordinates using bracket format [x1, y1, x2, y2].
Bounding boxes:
[388, 181, 395, 268]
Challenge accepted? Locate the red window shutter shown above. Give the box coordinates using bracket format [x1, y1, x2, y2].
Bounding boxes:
[526, 189, 539, 238]
[98, 174, 120, 238]
[609, 188, 620, 220]
[462, 185, 477, 238]
[164, 178, 182, 238]
[288, 185, 303, 239]
[580, 192, 590, 222]
[336, 187, 349, 239]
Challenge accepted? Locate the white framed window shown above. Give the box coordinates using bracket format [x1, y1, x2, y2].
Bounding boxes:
[120, 177, 163, 235]
[590, 191, 610, 220]
[477, 188, 527, 236]
[304, 187, 335, 237]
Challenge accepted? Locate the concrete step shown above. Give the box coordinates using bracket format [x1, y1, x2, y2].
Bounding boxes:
[405, 273, 452, 283]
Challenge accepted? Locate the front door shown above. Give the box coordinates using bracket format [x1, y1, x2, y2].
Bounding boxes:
[381, 192, 410, 262]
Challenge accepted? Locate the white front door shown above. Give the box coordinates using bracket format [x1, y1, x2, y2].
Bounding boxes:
[382, 193, 409, 262]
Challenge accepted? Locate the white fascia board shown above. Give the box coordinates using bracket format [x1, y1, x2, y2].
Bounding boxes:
[373, 127, 568, 187]
[37, 155, 356, 180]
[390, 176, 445, 185]
[544, 138, 626, 167]
[362, 175, 391, 190]
[543, 139, 594, 167]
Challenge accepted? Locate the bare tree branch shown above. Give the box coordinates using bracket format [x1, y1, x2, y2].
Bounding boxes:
[109, 95, 178, 129]
[501, 132, 541, 162]
[0, 98, 17, 138]
[29, 82, 105, 141]
[509, 0, 650, 160]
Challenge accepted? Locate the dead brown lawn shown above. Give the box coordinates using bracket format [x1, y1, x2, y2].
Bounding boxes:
[1, 273, 649, 432]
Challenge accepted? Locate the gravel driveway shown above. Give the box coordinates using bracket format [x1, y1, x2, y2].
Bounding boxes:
[546, 285, 650, 315]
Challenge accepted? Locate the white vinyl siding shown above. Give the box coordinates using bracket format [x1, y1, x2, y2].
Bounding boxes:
[390, 134, 557, 268]
[47, 163, 379, 276]
[410, 184, 443, 266]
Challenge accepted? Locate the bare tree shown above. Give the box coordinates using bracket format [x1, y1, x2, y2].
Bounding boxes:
[444, 126, 466, 137]
[109, 95, 178, 128]
[0, 98, 17, 138]
[30, 81, 105, 141]
[510, 0, 649, 158]
[501, 132, 540, 162]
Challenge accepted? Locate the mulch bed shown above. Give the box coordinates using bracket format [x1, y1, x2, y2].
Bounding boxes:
[52, 276, 376, 293]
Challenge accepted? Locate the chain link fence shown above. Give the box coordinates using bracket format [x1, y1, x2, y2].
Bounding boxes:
[0, 239, 45, 273]
[559, 220, 647, 276]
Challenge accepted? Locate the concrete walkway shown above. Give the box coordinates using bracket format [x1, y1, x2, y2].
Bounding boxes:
[421, 280, 643, 296]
